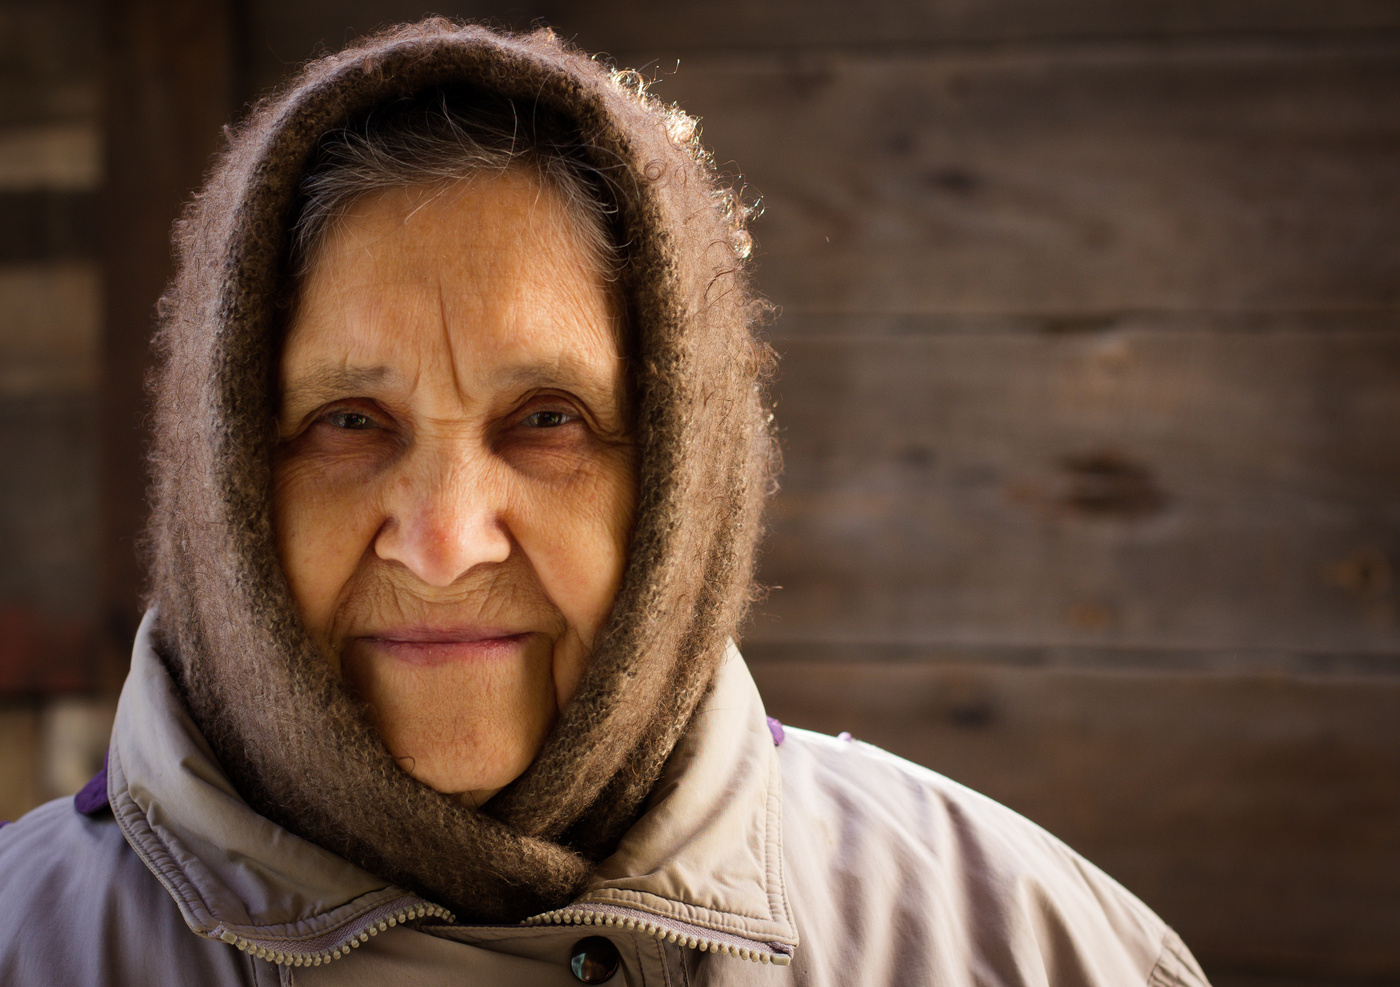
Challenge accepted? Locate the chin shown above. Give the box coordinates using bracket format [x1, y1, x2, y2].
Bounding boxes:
[330, 616, 562, 787]
[376, 718, 553, 799]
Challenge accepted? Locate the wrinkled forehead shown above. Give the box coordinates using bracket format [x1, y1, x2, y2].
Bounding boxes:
[282, 84, 632, 350]
[278, 171, 631, 417]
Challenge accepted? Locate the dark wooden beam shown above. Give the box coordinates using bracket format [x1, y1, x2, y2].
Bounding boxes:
[536, 0, 1400, 55]
[99, 0, 237, 682]
[0, 191, 98, 263]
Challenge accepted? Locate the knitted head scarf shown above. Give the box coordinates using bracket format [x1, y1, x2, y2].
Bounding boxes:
[145, 20, 775, 923]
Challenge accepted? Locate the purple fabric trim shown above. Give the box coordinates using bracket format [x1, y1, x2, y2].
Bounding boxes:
[74, 751, 110, 816]
[0, 820, 10, 830]
[765, 716, 785, 747]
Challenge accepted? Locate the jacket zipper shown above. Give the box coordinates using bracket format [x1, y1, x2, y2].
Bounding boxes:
[212, 899, 795, 969]
[213, 898, 454, 968]
[525, 904, 794, 966]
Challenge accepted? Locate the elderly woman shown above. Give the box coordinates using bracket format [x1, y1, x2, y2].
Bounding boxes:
[0, 20, 1207, 986]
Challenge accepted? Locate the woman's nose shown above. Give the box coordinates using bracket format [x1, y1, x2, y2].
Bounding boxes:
[372, 448, 512, 587]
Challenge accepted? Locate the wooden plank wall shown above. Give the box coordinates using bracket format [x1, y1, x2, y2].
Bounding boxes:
[0, 2, 101, 688]
[0, 1, 1394, 982]
[0, 0, 231, 816]
[0, 0, 105, 820]
[101, 0, 238, 673]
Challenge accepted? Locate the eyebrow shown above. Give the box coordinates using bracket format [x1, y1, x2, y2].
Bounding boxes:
[278, 356, 625, 416]
[281, 365, 395, 403]
[492, 361, 605, 393]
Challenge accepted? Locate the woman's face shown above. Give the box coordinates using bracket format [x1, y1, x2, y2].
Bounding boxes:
[273, 170, 635, 806]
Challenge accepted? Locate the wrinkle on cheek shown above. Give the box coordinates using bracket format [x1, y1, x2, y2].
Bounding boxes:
[509, 438, 636, 501]
[274, 461, 393, 652]
[552, 628, 591, 714]
[529, 472, 634, 716]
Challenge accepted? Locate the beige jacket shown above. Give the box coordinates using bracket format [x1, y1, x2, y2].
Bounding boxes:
[0, 611, 1209, 986]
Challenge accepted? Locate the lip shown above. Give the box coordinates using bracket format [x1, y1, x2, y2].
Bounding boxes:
[356, 628, 532, 667]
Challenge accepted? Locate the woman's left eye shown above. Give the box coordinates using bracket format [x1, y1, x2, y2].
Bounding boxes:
[523, 410, 575, 428]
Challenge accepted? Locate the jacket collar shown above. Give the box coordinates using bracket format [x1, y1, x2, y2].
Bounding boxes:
[108, 610, 797, 956]
[556, 641, 799, 951]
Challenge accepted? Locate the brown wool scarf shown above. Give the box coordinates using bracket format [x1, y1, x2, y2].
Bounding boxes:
[144, 20, 776, 923]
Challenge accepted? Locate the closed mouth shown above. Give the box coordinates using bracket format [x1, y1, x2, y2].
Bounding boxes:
[357, 629, 532, 666]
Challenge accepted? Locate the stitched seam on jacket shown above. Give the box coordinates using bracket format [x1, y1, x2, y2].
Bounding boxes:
[764, 737, 792, 931]
[108, 741, 218, 934]
[110, 732, 414, 947]
[1145, 931, 1188, 987]
[631, 934, 654, 987]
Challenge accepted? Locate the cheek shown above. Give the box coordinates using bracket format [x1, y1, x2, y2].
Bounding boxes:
[523, 449, 637, 696]
[272, 457, 382, 645]
[555, 458, 635, 621]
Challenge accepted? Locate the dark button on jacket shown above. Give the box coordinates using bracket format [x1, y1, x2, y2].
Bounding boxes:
[570, 936, 620, 983]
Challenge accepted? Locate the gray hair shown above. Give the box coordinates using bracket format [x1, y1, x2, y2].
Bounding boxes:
[290, 87, 625, 285]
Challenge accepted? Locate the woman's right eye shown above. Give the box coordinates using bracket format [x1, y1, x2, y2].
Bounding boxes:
[327, 410, 375, 430]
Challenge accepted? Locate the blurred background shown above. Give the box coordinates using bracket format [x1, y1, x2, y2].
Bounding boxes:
[2, 0, 1398, 982]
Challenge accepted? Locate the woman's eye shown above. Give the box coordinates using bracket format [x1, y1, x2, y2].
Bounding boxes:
[523, 410, 574, 428]
[327, 410, 375, 430]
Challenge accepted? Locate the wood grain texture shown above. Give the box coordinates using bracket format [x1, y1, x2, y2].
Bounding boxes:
[0, 123, 100, 191]
[749, 316, 1400, 656]
[0, 264, 100, 395]
[748, 658, 1400, 978]
[101, 0, 237, 669]
[243, 0, 508, 93]
[243, 1, 1400, 93]
[649, 42, 1400, 314]
[0, 393, 98, 619]
[0, 703, 39, 822]
[0, 606, 96, 695]
[0, 1, 98, 129]
[0, 391, 101, 696]
[537, 0, 1400, 54]
[0, 192, 98, 263]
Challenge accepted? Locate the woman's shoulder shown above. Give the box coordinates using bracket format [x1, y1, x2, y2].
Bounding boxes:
[0, 794, 140, 905]
[0, 794, 253, 986]
[771, 725, 1209, 987]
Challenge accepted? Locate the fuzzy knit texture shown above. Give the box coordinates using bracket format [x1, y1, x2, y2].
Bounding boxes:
[145, 19, 776, 924]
